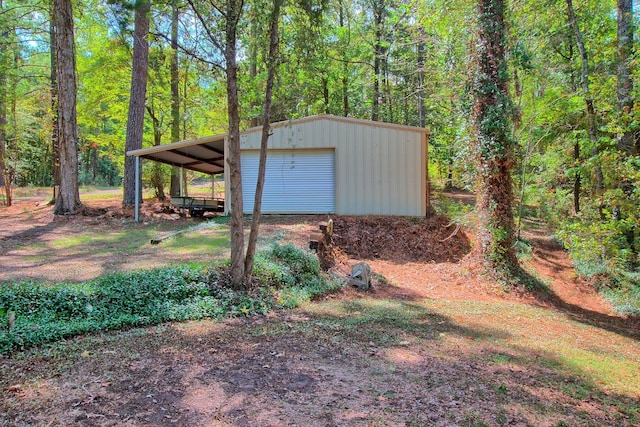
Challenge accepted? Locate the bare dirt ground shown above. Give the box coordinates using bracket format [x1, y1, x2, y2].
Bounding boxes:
[0, 199, 229, 283]
[1, 195, 639, 426]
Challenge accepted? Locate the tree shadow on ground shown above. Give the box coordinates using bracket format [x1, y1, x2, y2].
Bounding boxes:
[528, 280, 640, 341]
[517, 218, 640, 341]
[4, 300, 637, 426]
[508, 264, 640, 342]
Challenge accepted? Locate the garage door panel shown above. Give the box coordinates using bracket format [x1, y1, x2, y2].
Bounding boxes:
[242, 149, 335, 214]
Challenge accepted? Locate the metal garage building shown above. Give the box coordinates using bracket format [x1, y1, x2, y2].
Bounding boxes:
[128, 114, 429, 217]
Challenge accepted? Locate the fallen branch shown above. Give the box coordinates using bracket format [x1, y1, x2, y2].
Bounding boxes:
[151, 229, 187, 245]
[439, 223, 461, 242]
[440, 211, 473, 242]
[73, 376, 101, 407]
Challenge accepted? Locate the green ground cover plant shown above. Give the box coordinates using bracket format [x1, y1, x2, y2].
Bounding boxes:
[0, 244, 342, 354]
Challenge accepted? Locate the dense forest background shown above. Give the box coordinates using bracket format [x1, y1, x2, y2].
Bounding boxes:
[0, 0, 638, 300]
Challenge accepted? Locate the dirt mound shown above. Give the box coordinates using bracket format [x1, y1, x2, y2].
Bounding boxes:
[330, 215, 470, 264]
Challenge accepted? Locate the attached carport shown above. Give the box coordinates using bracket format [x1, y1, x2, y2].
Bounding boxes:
[127, 134, 226, 221]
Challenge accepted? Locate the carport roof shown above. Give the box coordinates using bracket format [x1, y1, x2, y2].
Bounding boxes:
[127, 134, 226, 175]
[126, 114, 429, 175]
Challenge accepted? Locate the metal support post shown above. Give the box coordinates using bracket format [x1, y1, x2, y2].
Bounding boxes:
[134, 156, 140, 222]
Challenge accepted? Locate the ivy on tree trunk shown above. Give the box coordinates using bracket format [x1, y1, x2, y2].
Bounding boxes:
[472, 0, 519, 280]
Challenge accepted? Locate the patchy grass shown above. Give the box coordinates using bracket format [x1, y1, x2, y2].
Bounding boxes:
[3, 220, 232, 283]
[3, 295, 637, 426]
[164, 231, 229, 254]
[427, 300, 640, 398]
[298, 297, 640, 424]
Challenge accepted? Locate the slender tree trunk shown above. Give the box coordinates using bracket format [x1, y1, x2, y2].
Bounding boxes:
[573, 139, 581, 214]
[183, 58, 188, 141]
[617, 0, 634, 155]
[615, 0, 637, 268]
[566, 0, 603, 195]
[123, 1, 150, 206]
[339, 1, 349, 117]
[417, 30, 426, 129]
[53, 0, 81, 215]
[0, 75, 8, 206]
[248, 3, 259, 127]
[49, 0, 59, 202]
[92, 146, 97, 181]
[244, 0, 282, 282]
[181, 55, 188, 197]
[322, 74, 330, 113]
[225, 0, 245, 285]
[170, 1, 181, 196]
[371, 0, 385, 121]
[383, 55, 392, 122]
[447, 144, 454, 189]
[0, 0, 11, 206]
[566, 42, 581, 214]
[473, 0, 519, 279]
[146, 105, 165, 200]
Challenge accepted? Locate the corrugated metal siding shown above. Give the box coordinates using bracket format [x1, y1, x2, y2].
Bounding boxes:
[331, 120, 425, 216]
[241, 149, 335, 214]
[238, 117, 426, 216]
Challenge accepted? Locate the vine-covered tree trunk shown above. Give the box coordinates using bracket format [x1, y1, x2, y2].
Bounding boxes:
[169, 0, 181, 196]
[122, 0, 150, 206]
[573, 139, 580, 213]
[53, 0, 81, 215]
[225, 0, 245, 285]
[617, 0, 634, 155]
[248, 2, 259, 127]
[244, 0, 283, 281]
[473, 0, 519, 279]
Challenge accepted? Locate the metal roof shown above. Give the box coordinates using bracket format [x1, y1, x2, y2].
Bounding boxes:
[127, 134, 226, 175]
[126, 114, 429, 175]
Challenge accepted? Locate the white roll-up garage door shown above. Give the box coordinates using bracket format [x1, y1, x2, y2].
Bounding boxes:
[241, 149, 335, 214]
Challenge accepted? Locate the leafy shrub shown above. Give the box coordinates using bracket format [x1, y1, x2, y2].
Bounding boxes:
[256, 244, 342, 308]
[432, 194, 474, 221]
[0, 244, 343, 354]
[602, 279, 640, 316]
[552, 197, 639, 315]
